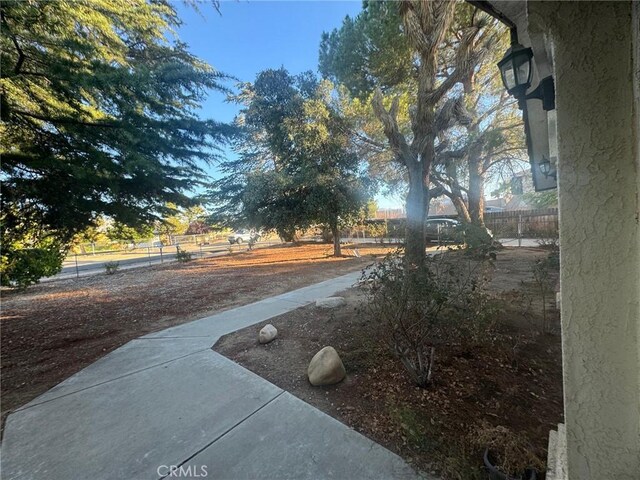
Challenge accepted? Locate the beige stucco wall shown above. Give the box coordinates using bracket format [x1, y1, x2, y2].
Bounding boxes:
[526, 2, 640, 479]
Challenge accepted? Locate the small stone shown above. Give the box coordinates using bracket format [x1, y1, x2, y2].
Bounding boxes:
[307, 346, 346, 386]
[315, 297, 346, 308]
[259, 324, 278, 344]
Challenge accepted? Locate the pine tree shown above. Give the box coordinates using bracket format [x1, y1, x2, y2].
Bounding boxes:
[208, 69, 368, 255]
[0, 0, 235, 285]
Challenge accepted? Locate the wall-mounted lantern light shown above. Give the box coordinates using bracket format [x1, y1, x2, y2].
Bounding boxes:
[465, 0, 558, 193]
[497, 42, 534, 98]
[494, 28, 558, 192]
[497, 33, 555, 111]
[538, 156, 557, 180]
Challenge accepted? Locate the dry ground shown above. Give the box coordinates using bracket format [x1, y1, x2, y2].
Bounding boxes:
[215, 247, 563, 479]
[0, 242, 394, 431]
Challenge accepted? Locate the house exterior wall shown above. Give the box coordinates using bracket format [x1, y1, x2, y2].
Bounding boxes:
[526, 2, 640, 478]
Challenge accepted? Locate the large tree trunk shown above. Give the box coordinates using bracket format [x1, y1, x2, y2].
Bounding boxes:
[372, 0, 466, 266]
[451, 195, 471, 223]
[331, 221, 342, 257]
[372, 93, 430, 266]
[405, 165, 427, 265]
[468, 156, 485, 227]
[443, 162, 472, 223]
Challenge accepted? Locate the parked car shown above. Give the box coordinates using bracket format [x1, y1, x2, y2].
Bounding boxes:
[425, 218, 462, 243]
[228, 230, 259, 244]
[425, 218, 493, 244]
[484, 206, 505, 213]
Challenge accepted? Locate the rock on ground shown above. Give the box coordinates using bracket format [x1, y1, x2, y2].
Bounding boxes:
[259, 324, 278, 344]
[307, 346, 346, 386]
[315, 297, 346, 308]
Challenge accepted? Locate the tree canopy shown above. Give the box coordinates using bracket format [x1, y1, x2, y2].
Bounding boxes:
[320, 0, 504, 263]
[429, 33, 526, 227]
[208, 68, 368, 255]
[320, 1, 413, 99]
[0, 0, 234, 285]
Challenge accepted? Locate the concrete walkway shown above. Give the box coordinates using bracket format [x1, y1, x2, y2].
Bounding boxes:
[2, 272, 425, 480]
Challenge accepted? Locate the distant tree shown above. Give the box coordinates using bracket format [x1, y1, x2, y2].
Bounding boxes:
[69, 217, 110, 253]
[182, 205, 208, 226]
[320, 0, 499, 264]
[492, 177, 557, 209]
[0, 0, 235, 285]
[154, 203, 204, 242]
[365, 200, 379, 219]
[209, 69, 368, 255]
[106, 222, 154, 245]
[182, 205, 212, 235]
[523, 190, 558, 209]
[185, 221, 211, 235]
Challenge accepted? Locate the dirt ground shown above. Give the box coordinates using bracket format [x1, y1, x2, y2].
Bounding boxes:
[0, 242, 394, 431]
[215, 247, 563, 479]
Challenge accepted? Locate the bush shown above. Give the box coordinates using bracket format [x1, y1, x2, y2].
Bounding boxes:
[362, 250, 494, 387]
[0, 241, 65, 289]
[104, 261, 120, 275]
[176, 247, 193, 262]
[532, 255, 558, 333]
[546, 246, 560, 270]
[367, 222, 388, 243]
[536, 236, 559, 249]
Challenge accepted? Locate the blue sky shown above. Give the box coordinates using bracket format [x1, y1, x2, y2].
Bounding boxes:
[175, 1, 362, 122]
[173, 1, 406, 208]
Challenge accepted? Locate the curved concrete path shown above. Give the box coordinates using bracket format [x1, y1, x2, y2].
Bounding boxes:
[2, 272, 428, 480]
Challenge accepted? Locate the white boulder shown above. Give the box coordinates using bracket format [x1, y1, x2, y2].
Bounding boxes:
[307, 346, 346, 386]
[315, 297, 346, 308]
[259, 324, 278, 344]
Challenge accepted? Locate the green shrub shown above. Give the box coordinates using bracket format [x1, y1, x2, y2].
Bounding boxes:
[362, 250, 494, 387]
[366, 222, 388, 243]
[546, 247, 560, 270]
[0, 242, 65, 289]
[176, 247, 193, 262]
[104, 261, 120, 275]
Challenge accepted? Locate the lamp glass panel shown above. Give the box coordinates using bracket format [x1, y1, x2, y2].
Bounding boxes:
[503, 66, 516, 90]
[539, 161, 550, 175]
[514, 55, 531, 86]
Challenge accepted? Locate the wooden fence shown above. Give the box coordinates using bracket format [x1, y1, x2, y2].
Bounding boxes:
[484, 208, 559, 239]
[343, 208, 559, 241]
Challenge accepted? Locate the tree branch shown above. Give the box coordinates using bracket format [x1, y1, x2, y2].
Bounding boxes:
[432, 171, 469, 195]
[428, 185, 445, 199]
[12, 108, 120, 128]
[371, 89, 412, 166]
[472, 92, 514, 129]
[1, 11, 26, 76]
[343, 125, 387, 151]
[483, 155, 526, 173]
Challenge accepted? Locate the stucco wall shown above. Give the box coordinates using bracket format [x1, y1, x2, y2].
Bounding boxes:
[528, 2, 640, 479]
